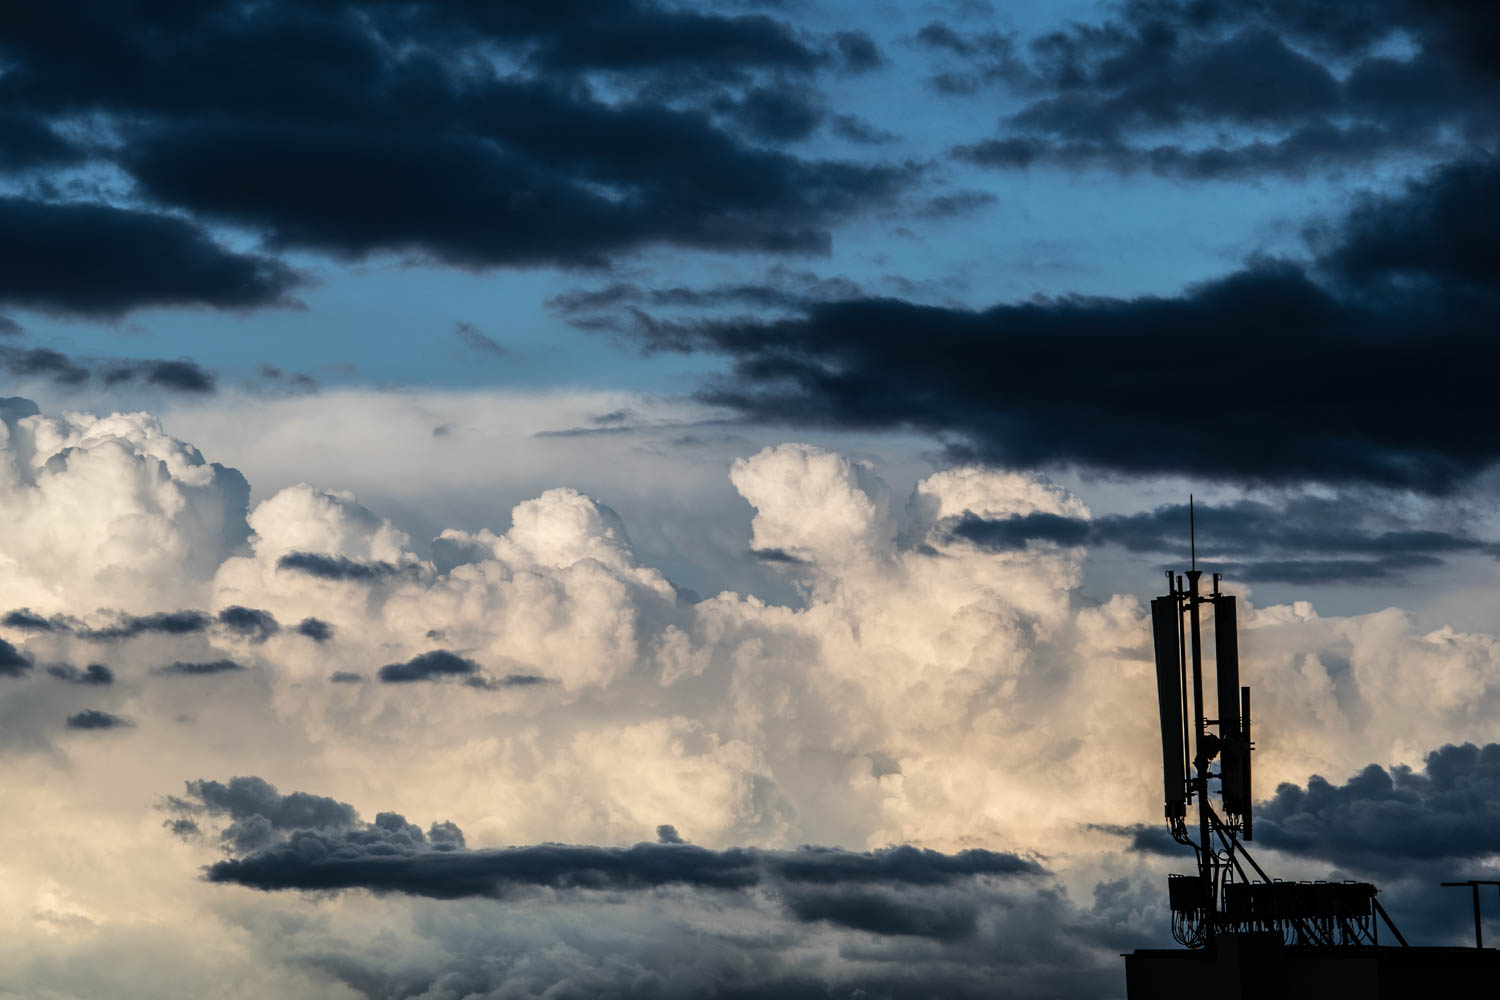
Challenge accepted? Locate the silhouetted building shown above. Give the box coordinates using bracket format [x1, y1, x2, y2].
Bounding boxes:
[1126, 933, 1500, 997]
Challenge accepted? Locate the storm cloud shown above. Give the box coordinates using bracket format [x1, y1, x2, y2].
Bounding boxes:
[0, 0, 910, 318]
[0, 198, 299, 317]
[1106, 742, 1500, 893]
[185, 777, 1041, 944]
[569, 157, 1500, 491]
[1255, 742, 1500, 874]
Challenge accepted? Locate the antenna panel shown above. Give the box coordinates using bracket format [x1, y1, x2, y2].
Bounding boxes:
[1214, 595, 1250, 820]
[1213, 595, 1241, 738]
[1151, 596, 1187, 818]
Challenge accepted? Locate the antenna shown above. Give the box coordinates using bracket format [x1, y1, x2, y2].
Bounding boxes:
[1189, 494, 1196, 572]
[1145, 508, 1402, 950]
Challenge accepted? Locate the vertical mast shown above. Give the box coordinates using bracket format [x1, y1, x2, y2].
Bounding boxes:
[1187, 565, 1212, 945]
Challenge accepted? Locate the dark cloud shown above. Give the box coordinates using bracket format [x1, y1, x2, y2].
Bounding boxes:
[833, 30, 883, 72]
[656, 824, 685, 845]
[0, 638, 32, 677]
[1316, 157, 1500, 299]
[0, 0, 914, 321]
[155, 659, 245, 676]
[46, 663, 115, 686]
[296, 617, 334, 642]
[919, 190, 999, 218]
[9, 607, 289, 645]
[1104, 740, 1500, 941]
[1012, 29, 1341, 134]
[954, 123, 1416, 181]
[428, 819, 466, 850]
[64, 709, 132, 731]
[591, 409, 635, 425]
[192, 782, 1042, 935]
[124, 115, 906, 265]
[295, 900, 1127, 1000]
[829, 112, 898, 145]
[329, 671, 364, 684]
[80, 611, 212, 642]
[454, 321, 506, 357]
[1088, 822, 1192, 858]
[0, 346, 88, 385]
[1256, 742, 1500, 874]
[917, 21, 979, 56]
[938, 1, 1500, 177]
[947, 511, 1091, 551]
[210, 836, 1036, 943]
[1093, 740, 1500, 941]
[217, 606, 280, 643]
[276, 552, 406, 581]
[752, 547, 810, 565]
[168, 776, 1138, 998]
[1094, 741, 1500, 943]
[101, 359, 216, 393]
[916, 21, 1027, 95]
[0, 346, 219, 392]
[3, 608, 57, 632]
[378, 650, 481, 684]
[1216, 556, 1441, 584]
[503, 4, 830, 77]
[186, 776, 359, 827]
[0, 396, 39, 420]
[717, 85, 825, 142]
[163, 817, 201, 839]
[948, 496, 1500, 583]
[174, 775, 361, 852]
[546, 267, 865, 330]
[0, 314, 20, 335]
[0, 108, 84, 170]
[591, 158, 1500, 492]
[0, 198, 300, 317]
[785, 887, 979, 940]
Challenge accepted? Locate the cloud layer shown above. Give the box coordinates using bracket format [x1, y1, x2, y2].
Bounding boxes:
[0, 0, 901, 319]
[561, 156, 1500, 491]
[6, 394, 1500, 997]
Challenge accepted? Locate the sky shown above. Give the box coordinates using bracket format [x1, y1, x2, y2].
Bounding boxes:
[2, 1, 1500, 996]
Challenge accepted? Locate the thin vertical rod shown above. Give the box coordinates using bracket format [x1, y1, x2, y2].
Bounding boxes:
[1190, 495, 1196, 572]
[1176, 582, 1191, 801]
[1475, 884, 1483, 948]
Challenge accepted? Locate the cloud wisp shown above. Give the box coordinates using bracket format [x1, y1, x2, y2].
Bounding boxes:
[945, 495, 1500, 584]
[64, 709, 132, 731]
[930, 1, 1500, 179]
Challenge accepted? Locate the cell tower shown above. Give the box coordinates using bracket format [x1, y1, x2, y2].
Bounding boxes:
[1148, 499, 1402, 949]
